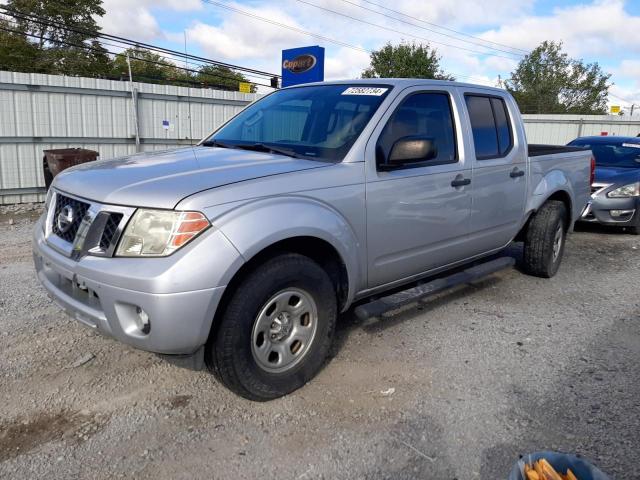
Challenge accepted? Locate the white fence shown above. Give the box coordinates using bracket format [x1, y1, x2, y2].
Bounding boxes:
[0, 71, 259, 204]
[522, 114, 640, 144]
[2, 70, 640, 204]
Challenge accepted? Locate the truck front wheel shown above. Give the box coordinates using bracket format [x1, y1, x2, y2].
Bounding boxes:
[207, 253, 337, 401]
[522, 200, 568, 278]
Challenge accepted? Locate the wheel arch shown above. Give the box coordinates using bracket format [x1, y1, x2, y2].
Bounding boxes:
[207, 235, 350, 347]
[516, 189, 573, 241]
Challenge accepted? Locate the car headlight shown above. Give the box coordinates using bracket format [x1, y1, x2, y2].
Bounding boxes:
[115, 209, 210, 257]
[44, 188, 54, 210]
[42, 189, 54, 232]
[607, 182, 640, 198]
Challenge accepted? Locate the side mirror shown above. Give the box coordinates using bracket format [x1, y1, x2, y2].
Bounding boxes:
[385, 136, 437, 169]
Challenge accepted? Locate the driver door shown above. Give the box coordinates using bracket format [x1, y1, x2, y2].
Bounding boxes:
[365, 88, 472, 288]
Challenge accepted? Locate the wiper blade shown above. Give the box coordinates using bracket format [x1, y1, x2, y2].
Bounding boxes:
[201, 139, 233, 148]
[233, 143, 300, 159]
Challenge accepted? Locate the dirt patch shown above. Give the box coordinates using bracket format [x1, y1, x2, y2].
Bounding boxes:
[0, 410, 104, 462]
[167, 394, 192, 410]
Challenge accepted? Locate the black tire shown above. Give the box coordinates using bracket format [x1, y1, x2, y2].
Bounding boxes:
[206, 253, 337, 401]
[522, 200, 568, 278]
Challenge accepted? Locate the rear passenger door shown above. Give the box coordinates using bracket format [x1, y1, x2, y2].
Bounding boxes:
[464, 93, 527, 254]
[365, 89, 472, 288]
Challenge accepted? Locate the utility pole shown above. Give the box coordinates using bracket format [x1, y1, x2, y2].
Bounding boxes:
[631, 104, 636, 117]
[126, 53, 141, 152]
[184, 30, 194, 145]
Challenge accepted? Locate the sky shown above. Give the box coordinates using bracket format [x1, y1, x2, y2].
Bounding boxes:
[98, 0, 640, 113]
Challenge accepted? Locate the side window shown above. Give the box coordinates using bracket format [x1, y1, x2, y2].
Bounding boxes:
[376, 92, 457, 168]
[465, 95, 513, 159]
[491, 98, 513, 155]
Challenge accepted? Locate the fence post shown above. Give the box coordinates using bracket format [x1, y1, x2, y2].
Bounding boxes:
[577, 118, 584, 138]
[126, 54, 141, 152]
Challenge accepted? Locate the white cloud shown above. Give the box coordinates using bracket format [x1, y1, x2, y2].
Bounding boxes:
[324, 48, 371, 80]
[356, 0, 535, 29]
[99, 0, 202, 41]
[186, 6, 306, 61]
[617, 60, 640, 88]
[480, 0, 640, 57]
[94, 0, 640, 105]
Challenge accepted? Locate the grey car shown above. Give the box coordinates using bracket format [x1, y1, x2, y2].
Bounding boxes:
[569, 136, 640, 234]
[33, 79, 592, 400]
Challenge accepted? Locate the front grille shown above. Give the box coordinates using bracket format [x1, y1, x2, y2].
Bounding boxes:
[51, 194, 90, 243]
[99, 213, 123, 251]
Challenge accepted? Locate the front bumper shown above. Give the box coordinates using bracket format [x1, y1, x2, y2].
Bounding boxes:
[580, 195, 640, 227]
[33, 216, 235, 355]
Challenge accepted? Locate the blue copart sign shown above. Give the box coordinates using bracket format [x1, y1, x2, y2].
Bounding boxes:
[281, 46, 325, 87]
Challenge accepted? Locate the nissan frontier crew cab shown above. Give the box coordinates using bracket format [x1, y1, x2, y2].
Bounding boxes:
[34, 79, 592, 401]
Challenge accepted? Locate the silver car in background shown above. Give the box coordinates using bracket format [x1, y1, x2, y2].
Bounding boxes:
[569, 136, 640, 235]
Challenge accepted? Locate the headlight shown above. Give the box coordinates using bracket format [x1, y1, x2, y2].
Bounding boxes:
[42, 189, 54, 232]
[607, 182, 640, 198]
[115, 209, 210, 257]
[44, 188, 53, 210]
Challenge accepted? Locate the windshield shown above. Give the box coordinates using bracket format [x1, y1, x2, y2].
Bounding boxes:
[569, 140, 640, 168]
[203, 84, 392, 161]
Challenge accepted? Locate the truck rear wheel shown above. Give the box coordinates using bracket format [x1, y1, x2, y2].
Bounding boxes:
[522, 200, 568, 278]
[207, 253, 337, 401]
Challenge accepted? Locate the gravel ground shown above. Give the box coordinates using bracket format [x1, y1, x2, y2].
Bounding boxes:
[1, 209, 639, 480]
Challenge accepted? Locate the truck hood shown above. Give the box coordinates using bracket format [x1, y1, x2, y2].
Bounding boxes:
[53, 146, 330, 209]
[595, 166, 640, 185]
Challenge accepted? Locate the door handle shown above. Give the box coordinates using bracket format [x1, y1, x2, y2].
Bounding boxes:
[451, 178, 471, 187]
[510, 168, 525, 178]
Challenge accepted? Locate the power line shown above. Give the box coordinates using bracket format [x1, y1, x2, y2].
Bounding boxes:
[355, 0, 530, 54]
[0, 4, 280, 80]
[294, 0, 522, 60]
[1, 4, 507, 89]
[333, 0, 525, 57]
[609, 92, 638, 104]
[201, 0, 369, 53]
[0, 20, 274, 89]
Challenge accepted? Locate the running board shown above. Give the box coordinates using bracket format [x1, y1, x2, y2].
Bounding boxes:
[354, 257, 515, 320]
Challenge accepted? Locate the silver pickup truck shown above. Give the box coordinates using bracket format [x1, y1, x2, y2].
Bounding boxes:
[33, 79, 592, 400]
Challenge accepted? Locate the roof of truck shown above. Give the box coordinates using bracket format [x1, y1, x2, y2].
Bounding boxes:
[287, 78, 508, 94]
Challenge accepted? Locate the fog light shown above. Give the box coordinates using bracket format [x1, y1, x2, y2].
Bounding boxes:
[135, 306, 151, 334]
[610, 209, 634, 218]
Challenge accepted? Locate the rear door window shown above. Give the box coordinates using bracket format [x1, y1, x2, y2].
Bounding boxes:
[491, 98, 512, 155]
[465, 95, 513, 159]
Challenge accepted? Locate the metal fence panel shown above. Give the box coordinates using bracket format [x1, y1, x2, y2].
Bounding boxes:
[522, 114, 640, 144]
[4, 70, 640, 204]
[0, 70, 258, 204]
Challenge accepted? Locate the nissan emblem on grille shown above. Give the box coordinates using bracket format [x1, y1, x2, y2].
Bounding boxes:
[57, 205, 75, 233]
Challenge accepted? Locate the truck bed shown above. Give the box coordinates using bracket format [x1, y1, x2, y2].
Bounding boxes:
[528, 144, 589, 157]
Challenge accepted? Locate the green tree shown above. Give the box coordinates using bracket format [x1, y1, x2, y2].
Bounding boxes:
[195, 65, 256, 92]
[506, 41, 610, 114]
[2, 0, 112, 76]
[362, 42, 454, 80]
[0, 18, 43, 72]
[111, 47, 188, 84]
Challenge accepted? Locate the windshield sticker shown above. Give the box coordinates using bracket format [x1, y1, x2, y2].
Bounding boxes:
[342, 87, 388, 96]
[622, 143, 640, 149]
